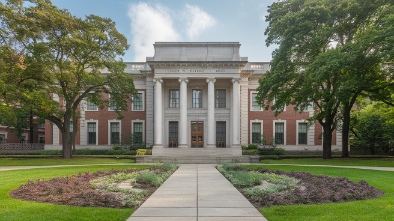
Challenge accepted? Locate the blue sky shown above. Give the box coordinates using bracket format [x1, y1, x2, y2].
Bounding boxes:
[8, 0, 278, 62]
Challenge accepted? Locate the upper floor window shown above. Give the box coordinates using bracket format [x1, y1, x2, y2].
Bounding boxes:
[251, 93, 262, 111]
[108, 95, 118, 111]
[215, 89, 226, 108]
[192, 89, 202, 108]
[132, 93, 143, 111]
[169, 89, 180, 108]
[86, 100, 98, 111]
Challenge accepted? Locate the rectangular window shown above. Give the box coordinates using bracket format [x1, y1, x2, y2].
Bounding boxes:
[216, 121, 226, 147]
[168, 121, 178, 147]
[132, 93, 143, 111]
[69, 123, 73, 138]
[108, 96, 117, 111]
[110, 122, 120, 144]
[192, 89, 202, 108]
[0, 134, 6, 143]
[87, 122, 96, 144]
[87, 100, 98, 110]
[298, 123, 308, 145]
[169, 89, 180, 108]
[252, 122, 261, 143]
[275, 122, 284, 145]
[133, 122, 143, 145]
[215, 89, 226, 108]
[251, 93, 262, 111]
[274, 96, 286, 111]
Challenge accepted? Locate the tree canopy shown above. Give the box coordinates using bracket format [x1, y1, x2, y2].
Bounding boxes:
[0, 0, 136, 158]
[259, 0, 394, 159]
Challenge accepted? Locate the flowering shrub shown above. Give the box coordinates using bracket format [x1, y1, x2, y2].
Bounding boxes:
[10, 164, 178, 208]
[217, 164, 384, 207]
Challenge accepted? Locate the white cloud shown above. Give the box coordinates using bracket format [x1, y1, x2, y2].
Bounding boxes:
[128, 3, 180, 61]
[184, 4, 216, 40]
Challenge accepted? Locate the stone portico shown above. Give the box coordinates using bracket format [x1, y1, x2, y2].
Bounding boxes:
[147, 42, 247, 156]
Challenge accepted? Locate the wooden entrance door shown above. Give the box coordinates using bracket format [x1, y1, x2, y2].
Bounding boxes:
[191, 121, 204, 148]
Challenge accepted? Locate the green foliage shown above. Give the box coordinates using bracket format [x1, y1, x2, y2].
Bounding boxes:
[259, 147, 285, 156]
[260, 0, 394, 159]
[216, 164, 262, 187]
[40, 148, 136, 156]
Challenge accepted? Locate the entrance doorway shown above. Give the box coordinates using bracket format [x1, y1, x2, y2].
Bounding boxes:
[191, 121, 204, 148]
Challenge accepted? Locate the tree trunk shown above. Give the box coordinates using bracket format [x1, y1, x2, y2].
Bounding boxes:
[322, 124, 333, 159]
[62, 116, 73, 159]
[341, 108, 351, 158]
[29, 110, 34, 143]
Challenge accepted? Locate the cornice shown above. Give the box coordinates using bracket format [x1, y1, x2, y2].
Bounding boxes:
[147, 61, 248, 70]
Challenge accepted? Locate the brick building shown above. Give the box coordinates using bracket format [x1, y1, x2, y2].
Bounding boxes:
[44, 42, 341, 156]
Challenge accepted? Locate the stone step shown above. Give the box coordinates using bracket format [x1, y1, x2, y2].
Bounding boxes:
[136, 155, 258, 164]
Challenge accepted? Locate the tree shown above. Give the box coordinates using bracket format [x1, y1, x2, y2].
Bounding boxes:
[0, 0, 135, 158]
[259, 0, 394, 159]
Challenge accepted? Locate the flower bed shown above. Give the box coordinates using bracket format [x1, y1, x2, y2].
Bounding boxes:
[217, 164, 384, 207]
[10, 163, 178, 208]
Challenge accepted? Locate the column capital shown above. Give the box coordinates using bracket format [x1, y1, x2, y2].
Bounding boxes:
[206, 78, 216, 83]
[153, 78, 163, 83]
[178, 78, 189, 83]
[232, 77, 241, 84]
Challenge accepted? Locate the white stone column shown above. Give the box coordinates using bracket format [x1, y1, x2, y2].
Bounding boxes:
[232, 78, 241, 146]
[178, 78, 188, 148]
[207, 78, 216, 148]
[153, 78, 163, 153]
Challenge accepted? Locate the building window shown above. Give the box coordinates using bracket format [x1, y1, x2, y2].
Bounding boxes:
[169, 121, 178, 147]
[215, 89, 226, 108]
[251, 93, 262, 111]
[132, 93, 143, 111]
[273, 96, 286, 111]
[216, 121, 226, 147]
[110, 122, 120, 144]
[39, 137, 45, 144]
[275, 122, 285, 145]
[0, 134, 6, 143]
[133, 122, 143, 145]
[108, 95, 117, 111]
[69, 123, 73, 138]
[192, 89, 202, 108]
[87, 122, 96, 144]
[86, 100, 98, 110]
[252, 122, 262, 144]
[298, 123, 308, 145]
[169, 89, 180, 108]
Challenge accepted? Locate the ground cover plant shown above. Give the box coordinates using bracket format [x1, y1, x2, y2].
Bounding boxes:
[246, 164, 394, 221]
[217, 163, 383, 208]
[10, 163, 178, 209]
[260, 157, 394, 167]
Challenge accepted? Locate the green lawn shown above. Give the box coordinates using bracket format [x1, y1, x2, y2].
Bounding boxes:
[245, 164, 394, 221]
[0, 164, 149, 221]
[260, 157, 394, 167]
[0, 157, 134, 166]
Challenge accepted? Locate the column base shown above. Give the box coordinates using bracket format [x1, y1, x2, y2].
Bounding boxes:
[178, 144, 188, 149]
[206, 144, 216, 149]
[152, 145, 164, 156]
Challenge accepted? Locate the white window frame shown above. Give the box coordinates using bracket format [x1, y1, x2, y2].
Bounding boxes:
[108, 94, 118, 111]
[131, 120, 145, 143]
[273, 120, 286, 145]
[296, 120, 309, 145]
[250, 91, 263, 111]
[132, 91, 145, 111]
[108, 120, 121, 145]
[250, 120, 263, 144]
[86, 120, 98, 145]
[273, 96, 286, 112]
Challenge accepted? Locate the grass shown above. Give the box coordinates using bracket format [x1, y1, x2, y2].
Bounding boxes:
[0, 164, 150, 221]
[0, 157, 134, 166]
[260, 157, 394, 167]
[245, 164, 394, 221]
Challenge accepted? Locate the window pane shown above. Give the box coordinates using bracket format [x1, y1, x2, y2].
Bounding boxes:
[215, 89, 226, 108]
[132, 93, 143, 110]
[87, 100, 97, 110]
[252, 93, 261, 110]
[216, 121, 226, 147]
[298, 123, 307, 144]
[252, 122, 261, 143]
[169, 89, 180, 108]
[87, 122, 96, 144]
[275, 122, 284, 144]
[110, 122, 120, 144]
[192, 89, 202, 108]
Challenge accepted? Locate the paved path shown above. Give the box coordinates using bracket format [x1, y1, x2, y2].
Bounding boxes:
[127, 164, 267, 221]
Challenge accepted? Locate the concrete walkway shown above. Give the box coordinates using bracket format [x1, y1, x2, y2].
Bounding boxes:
[127, 164, 267, 221]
